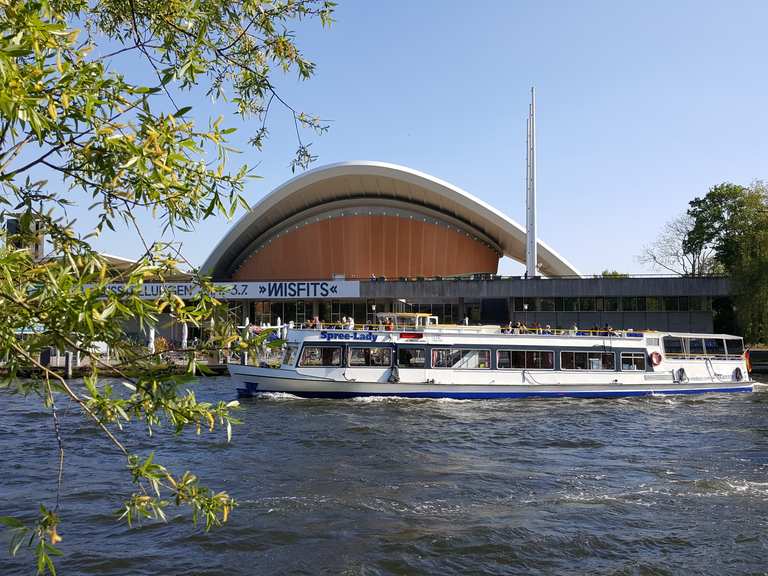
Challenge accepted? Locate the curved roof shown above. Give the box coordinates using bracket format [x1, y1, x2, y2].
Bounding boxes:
[202, 161, 580, 278]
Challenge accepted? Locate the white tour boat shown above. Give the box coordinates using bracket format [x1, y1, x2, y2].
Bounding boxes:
[230, 313, 753, 399]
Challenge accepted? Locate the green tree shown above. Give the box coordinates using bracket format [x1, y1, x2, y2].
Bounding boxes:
[687, 182, 768, 343]
[600, 269, 629, 278]
[0, 0, 334, 572]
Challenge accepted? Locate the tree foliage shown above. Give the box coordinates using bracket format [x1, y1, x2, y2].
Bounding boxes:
[686, 182, 768, 343]
[0, 0, 334, 572]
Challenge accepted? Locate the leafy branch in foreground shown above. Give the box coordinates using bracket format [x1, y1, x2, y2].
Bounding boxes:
[0, 0, 335, 572]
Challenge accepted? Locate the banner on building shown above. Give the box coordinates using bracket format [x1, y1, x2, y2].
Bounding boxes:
[102, 280, 360, 300]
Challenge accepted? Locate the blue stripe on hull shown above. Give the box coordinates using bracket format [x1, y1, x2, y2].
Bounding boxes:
[240, 385, 753, 400]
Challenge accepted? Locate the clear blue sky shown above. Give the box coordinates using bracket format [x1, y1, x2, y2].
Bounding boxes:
[85, 0, 768, 275]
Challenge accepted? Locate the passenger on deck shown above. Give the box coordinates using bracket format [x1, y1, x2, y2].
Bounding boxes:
[340, 316, 347, 330]
[544, 324, 552, 335]
[384, 318, 394, 331]
[570, 323, 578, 336]
[347, 316, 355, 330]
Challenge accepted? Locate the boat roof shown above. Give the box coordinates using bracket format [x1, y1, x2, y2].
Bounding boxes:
[664, 332, 743, 339]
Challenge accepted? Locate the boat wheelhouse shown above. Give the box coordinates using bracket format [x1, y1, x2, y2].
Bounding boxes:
[231, 314, 752, 399]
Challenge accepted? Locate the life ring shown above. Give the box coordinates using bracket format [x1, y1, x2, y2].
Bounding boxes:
[650, 351, 663, 366]
[745, 350, 752, 373]
[734, 367, 743, 382]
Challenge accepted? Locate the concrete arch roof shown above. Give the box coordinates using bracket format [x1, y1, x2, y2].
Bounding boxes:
[202, 161, 580, 279]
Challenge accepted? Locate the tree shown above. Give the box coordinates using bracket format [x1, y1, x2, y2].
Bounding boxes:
[600, 269, 629, 278]
[0, 0, 335, 572]
[686, 182, 768, 343]
[638, 213, 720, 276]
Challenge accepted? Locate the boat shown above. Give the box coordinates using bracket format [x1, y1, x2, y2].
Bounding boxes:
[230, 313, 753, 399]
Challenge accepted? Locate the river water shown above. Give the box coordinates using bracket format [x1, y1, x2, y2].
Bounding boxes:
[2, 377, 768, 575]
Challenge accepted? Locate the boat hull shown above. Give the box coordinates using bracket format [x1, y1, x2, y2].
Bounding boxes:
[229, 366, 753, 399]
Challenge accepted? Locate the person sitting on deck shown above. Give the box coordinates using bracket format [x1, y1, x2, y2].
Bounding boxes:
[347, 317, 355, 330]
[384, 318, 394, 331]
[570, 323, 578, 336]
[543, 324, 552, 335]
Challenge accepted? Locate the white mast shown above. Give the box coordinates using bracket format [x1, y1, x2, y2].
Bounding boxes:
[525, 87, 537, 278]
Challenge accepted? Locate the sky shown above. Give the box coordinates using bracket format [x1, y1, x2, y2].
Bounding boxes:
[78, 0, 768, 275]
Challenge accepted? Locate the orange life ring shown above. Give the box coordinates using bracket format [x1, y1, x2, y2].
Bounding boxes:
[650, 351, 663, 366]
[745, 349, 752, 373]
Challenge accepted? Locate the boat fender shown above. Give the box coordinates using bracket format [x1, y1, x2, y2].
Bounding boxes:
[650, 351, 663, 366]
[734, 367, 743, 382]
[388, 365, 400, 383]
[675, 367, 688, 383]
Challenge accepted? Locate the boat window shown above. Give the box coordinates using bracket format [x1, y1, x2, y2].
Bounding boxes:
[704, 338, 726, 356]
[663, 337, 684, 355]
[398, 347, 425, 368]
[687, 338, 705, 355]
[496, 350, 554, 370]
[349, 347, 392, 367]
[646, 337, 660, 347]
[561, 351, 615, 370]
[526, 351, 554, 369]
[298, 346, 342, 367]
[431, 348, 490, 369]
[497, 350, 525, 369]
[282, 344, 299, 366]
[725, 339, 744, 356]
[621, 352, 646, 371]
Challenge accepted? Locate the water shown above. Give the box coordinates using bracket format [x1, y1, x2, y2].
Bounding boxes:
[2, 377, 768, 575]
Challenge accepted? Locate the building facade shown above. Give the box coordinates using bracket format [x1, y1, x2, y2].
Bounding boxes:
[200, 162, 729, 334]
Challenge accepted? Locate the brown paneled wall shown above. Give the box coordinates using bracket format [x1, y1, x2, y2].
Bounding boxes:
[232, 214, 499, 280]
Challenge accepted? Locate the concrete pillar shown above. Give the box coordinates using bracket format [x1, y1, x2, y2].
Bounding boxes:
[148, 326, 155, 354]
[64, 351, 73, 379]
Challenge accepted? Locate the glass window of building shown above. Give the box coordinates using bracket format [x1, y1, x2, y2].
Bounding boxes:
[539, 298, 556, 312]
[689, 296, 704, 311]
[663, 297, 678, 312]
[621, 297, 636, 312]
[299, 346, 342, 367]
[646, 297, 660, 312]
[604, 297, 619, 312]
[594, 297, 604, 312]
[398, 348, 425, 368]
[621, 352, 646, 371]
[579, 297, 595, 312]
[349, 347, 393, 367]
[563, 297, 578, 312]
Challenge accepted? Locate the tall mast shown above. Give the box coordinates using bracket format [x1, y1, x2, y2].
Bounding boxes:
[525, 87, 537, 278]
